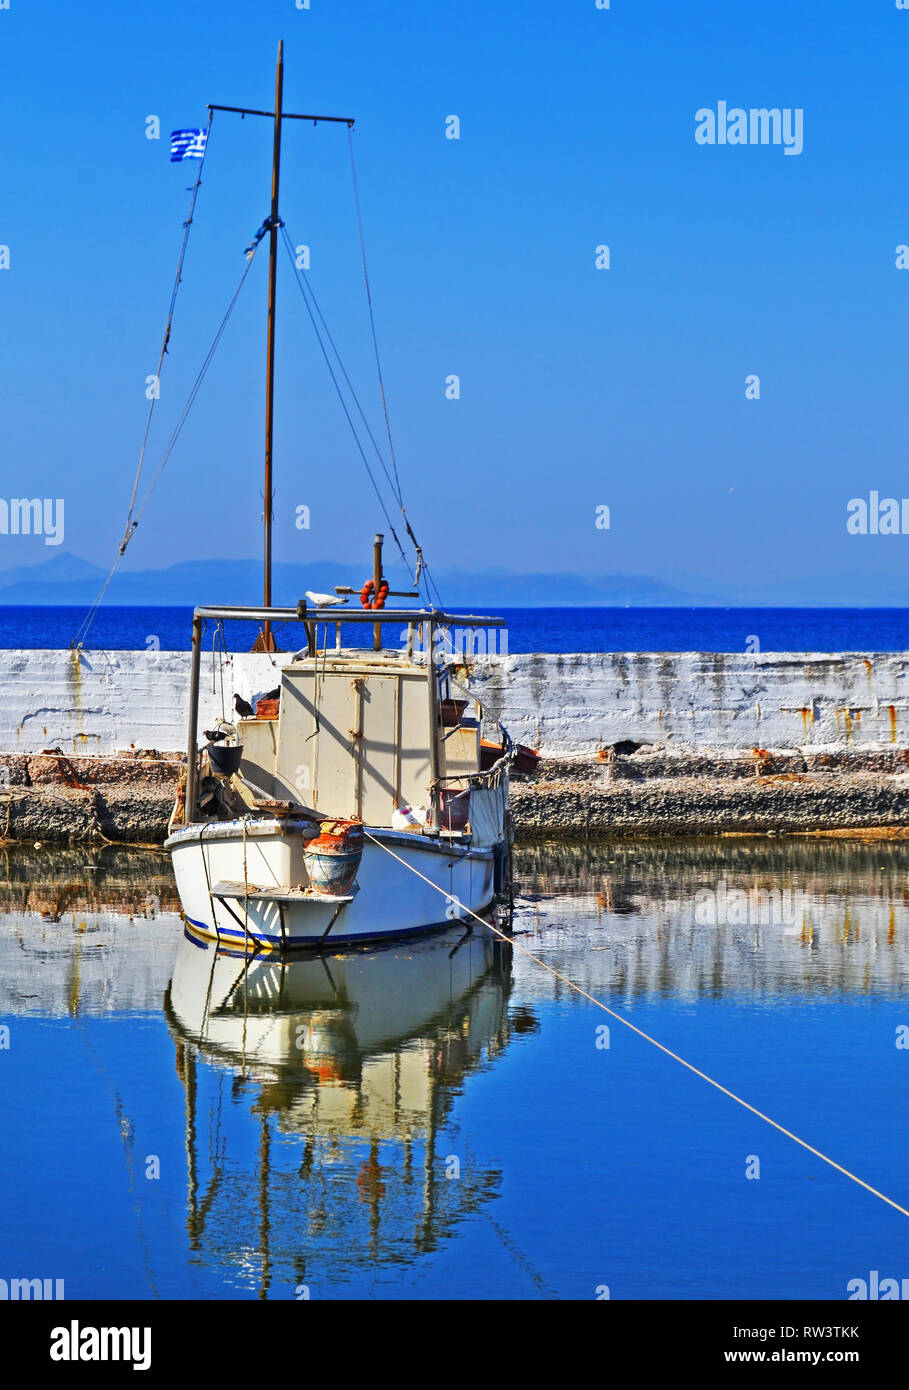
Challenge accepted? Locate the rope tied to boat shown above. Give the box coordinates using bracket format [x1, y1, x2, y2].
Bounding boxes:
[361, 828, 909, 1223]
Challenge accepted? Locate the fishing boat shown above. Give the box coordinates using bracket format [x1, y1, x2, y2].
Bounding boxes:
[163, 45, 515, 950]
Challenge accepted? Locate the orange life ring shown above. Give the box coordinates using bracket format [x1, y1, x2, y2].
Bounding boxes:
[360, 578, 390, 609]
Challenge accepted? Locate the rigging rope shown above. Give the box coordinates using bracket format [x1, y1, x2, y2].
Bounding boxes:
[72, 244, 258, 650]
[347, 125, 404, 509]
[362, 829, 909, 1223]
[280, 226, 410, 572]
[280, 225, 403, 522]
[130, 253, 257, 530]
[122, 111, 214, 556]
[346, 130, 446, 609]
[347, 134, 446, 608]
[281, 223, 445, 611]
[75, 117, 448, 652]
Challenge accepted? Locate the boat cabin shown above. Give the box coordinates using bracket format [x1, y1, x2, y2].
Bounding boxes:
[183, 602, 508, 838]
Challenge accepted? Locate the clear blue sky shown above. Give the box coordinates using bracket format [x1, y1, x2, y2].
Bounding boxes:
[2, 0, 909, 602]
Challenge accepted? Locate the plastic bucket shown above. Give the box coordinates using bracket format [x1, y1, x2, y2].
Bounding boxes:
[207, 743, 243, 777]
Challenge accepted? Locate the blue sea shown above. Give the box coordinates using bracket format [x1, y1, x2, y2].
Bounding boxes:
[1, 604, 907, 652]
[2, 838, 908, 1300]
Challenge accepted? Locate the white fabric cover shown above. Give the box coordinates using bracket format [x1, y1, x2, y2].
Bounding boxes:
[469, 774, 508, 848]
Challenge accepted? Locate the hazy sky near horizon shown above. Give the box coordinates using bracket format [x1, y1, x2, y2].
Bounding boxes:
[2, 0, 909, 603]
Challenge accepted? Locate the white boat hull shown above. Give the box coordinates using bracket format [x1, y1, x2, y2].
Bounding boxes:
[166, 817, 498, 948]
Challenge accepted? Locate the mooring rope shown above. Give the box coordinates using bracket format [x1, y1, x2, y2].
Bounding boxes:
[362, 829, 909, 1222]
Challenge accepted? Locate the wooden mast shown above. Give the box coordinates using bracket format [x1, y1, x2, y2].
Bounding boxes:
[207, 65, 354, 652]
[258, 41, 284, 653]
[372, 532, 383, 651]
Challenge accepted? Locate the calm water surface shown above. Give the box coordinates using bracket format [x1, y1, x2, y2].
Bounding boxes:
[1, 840, 908, 1300]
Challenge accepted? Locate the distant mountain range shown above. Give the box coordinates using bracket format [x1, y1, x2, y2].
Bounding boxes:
[0, 553, 902, 608]
[0, 553, 725, 607]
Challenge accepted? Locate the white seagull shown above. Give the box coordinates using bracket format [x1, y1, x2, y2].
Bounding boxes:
[305, 591, 348, 608]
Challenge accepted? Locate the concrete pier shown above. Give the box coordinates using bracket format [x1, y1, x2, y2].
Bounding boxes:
[0, 648, 906, 842]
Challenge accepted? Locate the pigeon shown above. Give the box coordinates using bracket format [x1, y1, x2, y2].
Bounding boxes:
[249, 687, 280, 714]
[203, 729, 229, 744]
[233, 693, 254, 718]
[305, 590, 348, 607]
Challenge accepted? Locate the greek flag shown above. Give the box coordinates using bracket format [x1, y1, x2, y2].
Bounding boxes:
[170, 128, 208, 162]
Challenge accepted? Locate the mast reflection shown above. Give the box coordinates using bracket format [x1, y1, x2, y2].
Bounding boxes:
[164, 924, 520, 1296]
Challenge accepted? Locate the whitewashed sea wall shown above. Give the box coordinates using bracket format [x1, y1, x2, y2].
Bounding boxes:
[461, 650, 909, 754]
[0, 649, 283, 755]
[0, 649, 907, 756]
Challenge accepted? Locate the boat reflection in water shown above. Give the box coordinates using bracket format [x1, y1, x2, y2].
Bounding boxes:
[164, 920, 520, 1297]
[3, 838, 909, 1299]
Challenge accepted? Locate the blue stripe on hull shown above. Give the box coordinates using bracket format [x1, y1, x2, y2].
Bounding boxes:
[185, 910, 492, 951]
